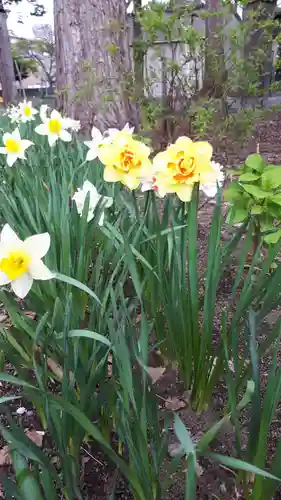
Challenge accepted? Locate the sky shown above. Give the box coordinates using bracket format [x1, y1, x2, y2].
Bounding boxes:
[7, 0, 159, 39]
[7, 0, 53, 38]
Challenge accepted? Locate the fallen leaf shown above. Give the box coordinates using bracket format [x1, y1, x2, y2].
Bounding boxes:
[0, 314, 7, 323]
[148, 366, 166, 384]
[25, 430, 45, 447]
[107, 353, 113, 377]
[165, 397, 186, 411]
[24, 311, 36, 320]
[0, 446, 11, 466]
[168, 442, 183, 457]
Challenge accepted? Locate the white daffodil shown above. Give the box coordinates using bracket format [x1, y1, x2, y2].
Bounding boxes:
[18, 100, 38, 122]
[84, 127, 112, 162]
[200, 161, 224, 198]
[141, 175, 159, 194]
[63, 117, 81, 132]
[72, 180, 113, 225]
[39, 104, 49, 122]
[0, 128, 33, 167]
[0, 224, 54, 299]
[35, 109, 72, 147]
[5, 105, 21, 124]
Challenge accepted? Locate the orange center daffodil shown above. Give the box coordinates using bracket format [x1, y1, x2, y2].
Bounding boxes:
[98, 131, 152, 190]
[152, 137, 216, 202]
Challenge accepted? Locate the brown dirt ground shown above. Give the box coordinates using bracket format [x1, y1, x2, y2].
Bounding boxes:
[1, 112, 281, 499]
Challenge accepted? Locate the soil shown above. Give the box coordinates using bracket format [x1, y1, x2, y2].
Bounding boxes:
[1, 112, 281, 499]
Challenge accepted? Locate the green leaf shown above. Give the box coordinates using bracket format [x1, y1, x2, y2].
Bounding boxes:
[55, 273, 101, 305]
[243, 184, 269, 199]
[261, 167, 281, 189]
[245, 154, 266, 172]
[239, 173, 261, 182]
[224, 182, 243, 202]
[270, 193, 281, 206]
[11, 451, 43, 500]
[208, 453, 281, 482]
[56, 329, 111, 347]
[251, 205, 264, 215]
[264, 230, 281, 245]
[227, 208, 248, 224]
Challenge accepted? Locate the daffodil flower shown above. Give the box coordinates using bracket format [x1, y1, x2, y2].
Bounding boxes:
[18, 100, 38, 122]
[72, 180, 113, 225]
[200, 161, 224, 197]
[106, 123, 134, 139]
[84, 127, 112, 162]
[98, 131, 152, 190]
[0, 128, 33, 167]
[35, 109, 72, 147]
[152, 137, 215, 202]
[63, 117, 81, 132]
[0, 224, 54, 298]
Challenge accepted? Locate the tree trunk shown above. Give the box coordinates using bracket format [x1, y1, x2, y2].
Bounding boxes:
[0, 1, 17, 105]
[203, 0, 226, 97]
[54, 0, 139, 132]
[244, 0, 277, 93]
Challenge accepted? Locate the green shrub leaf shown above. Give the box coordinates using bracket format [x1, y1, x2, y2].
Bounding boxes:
[239, 173, 261, 182]
[242, 184, 269, 199]
[245, 154, 266, 172]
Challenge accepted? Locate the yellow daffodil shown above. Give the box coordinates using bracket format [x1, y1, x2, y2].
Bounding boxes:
[152, 137, 215, 202]
[98, 131, 152, 190]
[0, 224, 54, 298]
[18, 100, 38, 122]
[0, 128, 33, 167]
[35, 109, 72, 147]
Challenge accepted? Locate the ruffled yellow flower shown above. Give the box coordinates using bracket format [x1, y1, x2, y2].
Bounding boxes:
[152, 137, 215, 202]
[98, 131, 152, 190]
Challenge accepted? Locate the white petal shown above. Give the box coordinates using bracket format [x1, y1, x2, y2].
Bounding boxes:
[11, 274, 33, 298]
[48, 134, 58, 147]
[13, 128, 21, 141]
[83, 180, 97, 194]
[0, 148, 7, 155]
[86, 149, 98, 162]
[3, 132, 12, 143]
[1, 224, 21, 245]
[50, 109, 62, 121]
[7, 154, 17, 167]
[91, 127, 103, 141]
[60, 130, 71, 142]
[86, 209, 95, 222]
[35, 124, 48, 136]
[141, 182, 153, 192]
[28, 259, 54, 280]
[23, 233, 50, 259]
[21, 140, 33, 150]
[0, 271, 11, 285]
[103, 196, 113, 208]
[201, 183, 218, 198]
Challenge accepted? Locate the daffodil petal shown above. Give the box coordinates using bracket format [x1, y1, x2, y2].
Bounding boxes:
[35, 124, 48, 136]
[104, 166, 120, 183]
[48, 134, 57, 147]
[11, 274, 33, 299]
[0, 148, 7, 155]
[86, 149, 98, 162]
[91, 127, 103, 142]
[21, 140, 33, 150]
[7, 155, 17, 167]
[28, 260, 54, 280]
[24, 233, 51, 259]
[50, 109, 62, 121]
[60, 130, 71, 142]
[176, 184, 194, 202]
[201, 183, 218, 198]
[0, 271, 11, 285]
[13, 128, 21, 142]
[1, 224, 21, 246]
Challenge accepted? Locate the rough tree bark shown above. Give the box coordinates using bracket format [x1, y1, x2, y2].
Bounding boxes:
[0, 0, 16, 105]
[244, 0, 277, 91]
[203, 0, 226, 97]
[54, 0, 139, 132]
